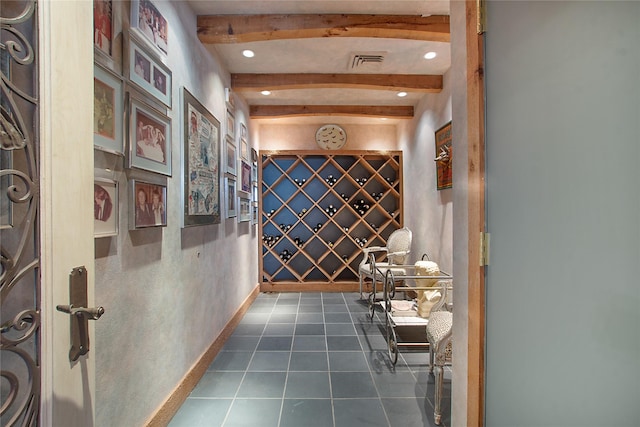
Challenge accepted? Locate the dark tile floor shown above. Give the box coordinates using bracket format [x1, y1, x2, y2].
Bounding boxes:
[169, 292, 451, 427]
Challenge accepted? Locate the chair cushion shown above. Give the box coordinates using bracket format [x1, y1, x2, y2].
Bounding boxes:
[426, 311, 452, 346]
[359, 263, 408, 277]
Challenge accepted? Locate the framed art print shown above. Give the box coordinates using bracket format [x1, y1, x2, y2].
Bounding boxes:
[251, 148, 258, 183]
[226, 108, 235, 139]
[130, 179, 167, 229]
[225, 176, 236, 218]
[238, 196, 251, 223]
[252, 183, 258, 204]
[130, 0, 168, 55]
[182, 88, 221, 227]
[251, 202, 258, 225]
[94, 62, 124, 154]
[127, 92, 172, 176]
[240, 137, 249, 161]
[239, 160, 251, 193]
[434, 121, 452, 190]
[94, 178, 118, 237]
[125, 31, 172, 108]
[226, 135, 237, 176]
[94, 0, 113, 57]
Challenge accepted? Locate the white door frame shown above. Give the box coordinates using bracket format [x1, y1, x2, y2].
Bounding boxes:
[40, 1, 96, 425]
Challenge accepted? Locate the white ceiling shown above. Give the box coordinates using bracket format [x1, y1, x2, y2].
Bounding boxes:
[187, 1, 451, 124]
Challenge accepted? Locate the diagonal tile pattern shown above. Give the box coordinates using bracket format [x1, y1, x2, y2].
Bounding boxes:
[169, 292, 451, 427]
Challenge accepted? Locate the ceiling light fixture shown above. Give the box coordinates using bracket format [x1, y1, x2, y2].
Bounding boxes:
[242, 49, 255, 58]
[261, 90, 271, 96]
[424, 51, 437, 60]
[397, 91, 408, 97]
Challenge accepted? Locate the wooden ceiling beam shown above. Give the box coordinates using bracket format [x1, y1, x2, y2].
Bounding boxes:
[249, 105, 414, 119]
[232, 73, 442, 93]
[198, 14, 450, 44]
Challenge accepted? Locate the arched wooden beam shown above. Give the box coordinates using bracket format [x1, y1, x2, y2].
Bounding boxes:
[249, 105, 414, 118]
[232, 73, 443, 93]
[198, 14, 450, 44]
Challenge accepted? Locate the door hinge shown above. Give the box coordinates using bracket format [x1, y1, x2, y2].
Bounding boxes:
[477, 0, 487, 34]
[480, 232, 490, 266]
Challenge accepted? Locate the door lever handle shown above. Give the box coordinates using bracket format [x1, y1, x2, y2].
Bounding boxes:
[57, 266, 105, 362]
[56, 304, 105, 320]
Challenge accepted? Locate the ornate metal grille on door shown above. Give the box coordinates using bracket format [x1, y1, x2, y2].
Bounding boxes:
[1, 1, 41, 425]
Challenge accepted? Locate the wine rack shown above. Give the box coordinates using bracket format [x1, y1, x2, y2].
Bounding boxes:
[259, 151, 403, 290]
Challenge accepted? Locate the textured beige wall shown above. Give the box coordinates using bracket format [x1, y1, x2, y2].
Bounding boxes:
[94, 3, 258, 426]
[257, 123, 398, 151]
[398, 72, 453, 272]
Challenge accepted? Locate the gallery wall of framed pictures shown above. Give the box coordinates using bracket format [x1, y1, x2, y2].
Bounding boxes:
[93, 0, 175, 236]
[93, 0, 256, 236]
[221, 89, 257, 224]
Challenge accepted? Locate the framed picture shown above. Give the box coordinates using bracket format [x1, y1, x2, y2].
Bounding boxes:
[226, 108, 235, 138]
[225, 176, 236, 218]
[240, 123, 247, 140]
[225, 87, 235, 110]
[238, 196, 251, 223]
[252, 183, 258, 204]
[182, 88, 221, 227]
[94, 178, 118, 237]
[130, 0, 168, 56]
[251, 148, 258, 183]
[434, 121, 452, 190]
[251, 202, 259, 225]
[127, 93, 172, 176]
[225, 135, 237, 176]
[239, 160, 251, 193]
[94, 62, 124, 154]
[130, 179, 167, 229]
[94, 0, 113, 57]
[125, 31, 172, 108]
[240, 138, 249, 161]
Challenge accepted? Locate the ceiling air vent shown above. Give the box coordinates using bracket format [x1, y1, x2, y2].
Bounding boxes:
[349, 52, 386, 70]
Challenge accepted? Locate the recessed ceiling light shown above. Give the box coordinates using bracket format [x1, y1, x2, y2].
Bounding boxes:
[242, 49, 255, 58]
[424, 51, 437, 60]
[397, 91, 408, 97]
[261, 90, 271, 96]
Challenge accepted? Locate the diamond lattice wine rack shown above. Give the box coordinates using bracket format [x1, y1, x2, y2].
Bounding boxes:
[260, 151, 403, 290]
